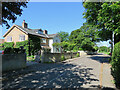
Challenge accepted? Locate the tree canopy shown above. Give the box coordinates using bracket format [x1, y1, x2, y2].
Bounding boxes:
[69, 24, 99, 51]
[58, 31, 69, 42]
[2, 1, 27, 29]
[83, 1, 120, 43]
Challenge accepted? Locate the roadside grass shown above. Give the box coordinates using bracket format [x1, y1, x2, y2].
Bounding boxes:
[27, 55, 35, 62]
[98, 51, 109, 55]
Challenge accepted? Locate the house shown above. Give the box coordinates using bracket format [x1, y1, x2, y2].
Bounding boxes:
[0, 39, 4, 44]
[3, 20, 61, 53]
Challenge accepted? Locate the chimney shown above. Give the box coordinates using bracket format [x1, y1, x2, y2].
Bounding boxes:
[43, 30, 48, 34]
[22, 20, 28, 28]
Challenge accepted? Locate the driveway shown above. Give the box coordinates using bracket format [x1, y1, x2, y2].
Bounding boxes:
[2, 54, 115, 89]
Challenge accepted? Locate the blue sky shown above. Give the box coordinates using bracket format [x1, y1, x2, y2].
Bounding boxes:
[1, 2, 110, 47]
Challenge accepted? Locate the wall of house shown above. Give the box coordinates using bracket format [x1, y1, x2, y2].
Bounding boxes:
[41, 38, 49, 46]
[49, 39, 53, 52]
[4, 27, 28, 43]
[53, 35, 61, 53]
[0, 39, 4, 44]
[0, 53, 26, 72]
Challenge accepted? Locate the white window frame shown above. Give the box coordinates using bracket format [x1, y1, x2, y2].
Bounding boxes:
[7, 36, 12, 42]
[19, 35, 25, 41]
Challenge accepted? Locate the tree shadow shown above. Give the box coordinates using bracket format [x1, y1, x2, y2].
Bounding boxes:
[2, 61, 114, 89]
[88, 55, 110, 64]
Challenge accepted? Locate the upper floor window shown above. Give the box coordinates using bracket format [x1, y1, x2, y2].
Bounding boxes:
[7, 36, 12, 42]
[38, 30, 43, 34]
[19, 35, 25, 41]
[41, 38, 46, 43]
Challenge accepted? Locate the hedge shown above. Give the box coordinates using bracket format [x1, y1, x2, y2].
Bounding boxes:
[16, 40, 29, 55]
[111, 41, 120, 88]
[2, 42, 14, 50]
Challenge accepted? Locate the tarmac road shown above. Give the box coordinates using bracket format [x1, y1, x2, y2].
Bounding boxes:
[2, 54, 115, 89]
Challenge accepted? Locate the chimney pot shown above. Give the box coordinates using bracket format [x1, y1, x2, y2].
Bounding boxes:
[22, 20, 28, 28]
[43, 30, 48, 34]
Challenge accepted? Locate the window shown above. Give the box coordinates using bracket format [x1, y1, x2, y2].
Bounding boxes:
[19, 35, 25, 41]
[7, 36, 12, 42]
[41, 38, 46, 43]
[38, 30, 43, 34]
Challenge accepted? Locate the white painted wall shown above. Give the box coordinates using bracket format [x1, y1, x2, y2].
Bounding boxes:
[49, 39, 53, 53]
[49, 34, 61, 53]
[53, 35, 61, 53]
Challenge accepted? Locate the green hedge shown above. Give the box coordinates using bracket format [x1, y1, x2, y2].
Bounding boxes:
[2, 42, 14, 50]
[111, 41, 120, 88]
[16, 40, 29, 54]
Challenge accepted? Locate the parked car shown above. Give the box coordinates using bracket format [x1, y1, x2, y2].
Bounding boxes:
[0, 50, 4, 54]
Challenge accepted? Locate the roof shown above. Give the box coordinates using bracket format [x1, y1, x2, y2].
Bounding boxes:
[48, 34, 57, 38]
[41, 46, 51, 49]
[3, 24, 58, 38]
[0, 39, 4, 44]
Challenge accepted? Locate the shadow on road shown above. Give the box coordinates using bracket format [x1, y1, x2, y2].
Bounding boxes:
[2, 62, 99, 89]
[88, 54, 110, 64]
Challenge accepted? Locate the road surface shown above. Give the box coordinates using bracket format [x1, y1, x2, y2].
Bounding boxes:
[2, 54, 115, 89]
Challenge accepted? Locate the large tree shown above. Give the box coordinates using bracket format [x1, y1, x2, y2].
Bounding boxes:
[83, 1, 120, 43]
[69, 24, 100, 50]
[2, 1, 27, 29]
[58, 31, 69, 42]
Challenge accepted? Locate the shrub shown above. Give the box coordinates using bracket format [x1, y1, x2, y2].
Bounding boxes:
[16, 40, 29, 54]
[76, 53, 80, 57]
[4, 47, 25, 54]
[61, 55, 65, 61]
[111, 41, 120, 88]
[2, 42, 14, 50]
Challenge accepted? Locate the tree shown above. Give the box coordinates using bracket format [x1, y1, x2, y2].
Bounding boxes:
[83, 1, 120, 43]
[58, 31, 69, 42]
[69, 24, 100, 50]
[81, 38, 95, 51]
[2, 1, 27, 29]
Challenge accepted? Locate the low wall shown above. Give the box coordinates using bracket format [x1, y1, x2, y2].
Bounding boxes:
[78, 51, 87, 56]
[1, 53, 26, 72]
[41, 52, 79, 63]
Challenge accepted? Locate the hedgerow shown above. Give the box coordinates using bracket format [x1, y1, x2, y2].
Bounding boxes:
[111, 41, 120, 88]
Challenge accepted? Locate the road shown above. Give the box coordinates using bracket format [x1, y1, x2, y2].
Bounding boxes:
[2, 54, 115, 89]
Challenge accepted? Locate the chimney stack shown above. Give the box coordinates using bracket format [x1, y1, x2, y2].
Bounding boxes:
[43, 30, 48, 34]
[22, 20, 28, 28]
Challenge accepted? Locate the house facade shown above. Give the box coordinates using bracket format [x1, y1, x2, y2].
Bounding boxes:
[0, 39, 4, 44]
[3, 20, 61, 53]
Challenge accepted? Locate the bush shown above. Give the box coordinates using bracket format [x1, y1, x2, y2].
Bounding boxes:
[111, 41, 120, 88]
[16, 40, 29, 54]
[4, 47, 25, 54]
[76, 53, 80, 57]
[61, 55, 65, 61]
[2, 42, 14, 50]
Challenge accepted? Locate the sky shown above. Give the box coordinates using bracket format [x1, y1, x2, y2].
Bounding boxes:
[1, 2, 110, 47]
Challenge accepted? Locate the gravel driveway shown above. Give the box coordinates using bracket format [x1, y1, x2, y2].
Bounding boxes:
[2, 54, 115, 89]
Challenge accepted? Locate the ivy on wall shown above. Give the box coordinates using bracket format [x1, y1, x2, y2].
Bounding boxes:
[2, 34, 41, 56]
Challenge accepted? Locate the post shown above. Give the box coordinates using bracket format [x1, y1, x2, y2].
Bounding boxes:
[112, 31, 114, 51]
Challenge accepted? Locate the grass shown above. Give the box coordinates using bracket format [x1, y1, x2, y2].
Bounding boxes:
[98, 51, 110, 55]
[27, 55, 35, 62]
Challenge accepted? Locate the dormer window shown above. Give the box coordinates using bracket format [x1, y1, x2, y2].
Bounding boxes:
[38, 30, 43, 34]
